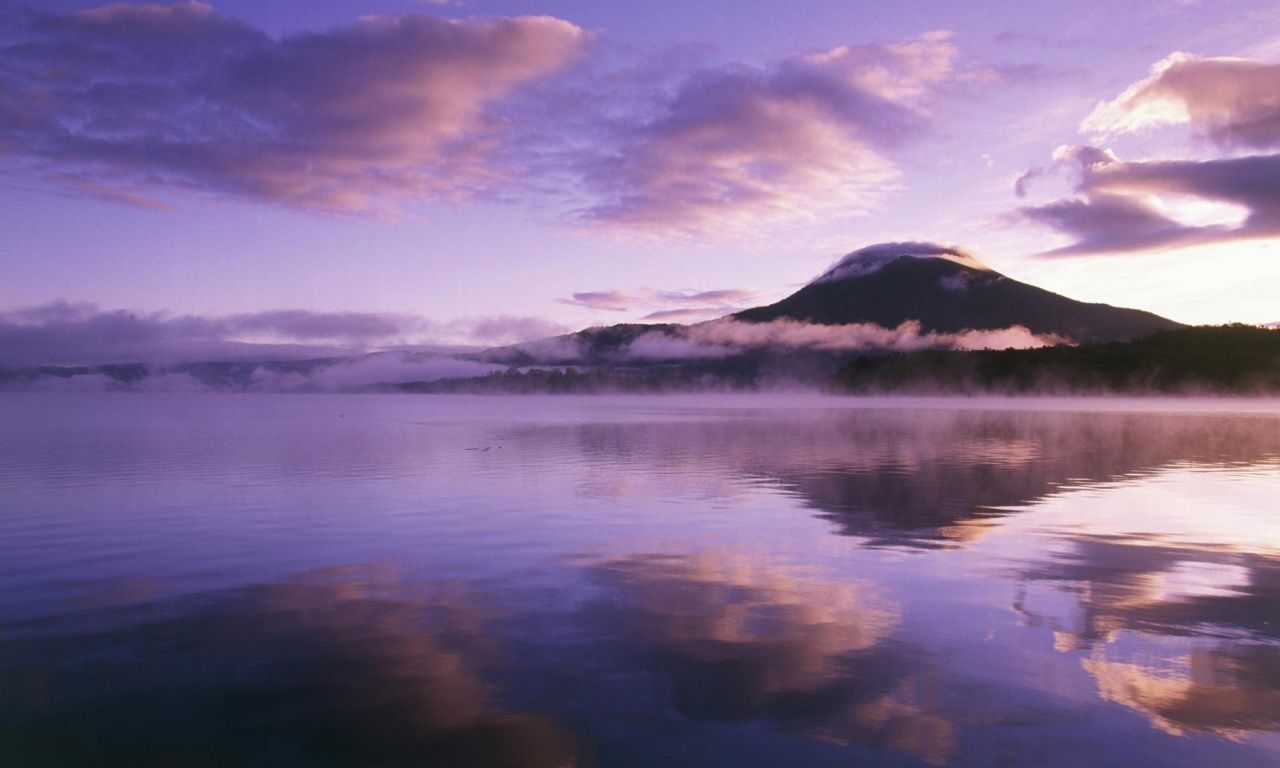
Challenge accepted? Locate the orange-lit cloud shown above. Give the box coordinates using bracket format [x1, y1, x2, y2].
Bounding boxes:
[1082, 53, 1280, 149]
[1012, 52, 1280, 257]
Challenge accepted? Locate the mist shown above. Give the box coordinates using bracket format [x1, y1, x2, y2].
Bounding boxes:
[1, 352, 508, 393]
[633, 318, 1064, 358]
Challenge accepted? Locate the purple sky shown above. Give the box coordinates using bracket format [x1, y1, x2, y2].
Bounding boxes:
[1, 0, 1278, 361]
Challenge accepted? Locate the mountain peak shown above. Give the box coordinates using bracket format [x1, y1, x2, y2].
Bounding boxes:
[734, 241, 1181, 342]
[811, 242, 990, 285]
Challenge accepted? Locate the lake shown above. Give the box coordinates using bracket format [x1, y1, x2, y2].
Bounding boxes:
[1, 393, 1278, 767]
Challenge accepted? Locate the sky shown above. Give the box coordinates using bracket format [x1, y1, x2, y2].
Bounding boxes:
[1, 0, 1279, 361]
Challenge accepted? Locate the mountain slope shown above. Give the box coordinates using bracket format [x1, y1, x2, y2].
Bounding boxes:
[734, 243, 1182, 343]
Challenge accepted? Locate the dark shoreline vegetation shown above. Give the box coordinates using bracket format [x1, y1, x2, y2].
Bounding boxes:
[395, 366, 758, 394]
[833, 325, 1280, 395]
[396, 325, 1280, 395]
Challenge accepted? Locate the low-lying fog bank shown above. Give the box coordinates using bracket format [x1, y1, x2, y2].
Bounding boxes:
[2, 326, 1276, 398]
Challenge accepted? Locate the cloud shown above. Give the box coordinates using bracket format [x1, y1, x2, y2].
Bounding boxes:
[1014, 195, 1214, 256]
[245, 353, 505, 392]
[618, 333, 736, 361]
[0, 2, 587, 211]
[460, 314, 569, 344]
[583, 550, 957, 764]
[494, 333, 585, 364]
[558, 289, 641, 312]
[0, 7, 970, 233]
[18, 370, 212, 393]
[0, 301, 563, 365]
[621, 318, 1063, 360]
[1082, 53, 1280, 149]
[218, 309, 431, 341]
[566, 32, 960, 232]
[1, 567, 578, 766]
[0, 301, 423, 365]
[559, 287, 761, 320]
[810, 241, 990, 284]
[1011, 53, 1280, 256]
[5, 351, 507, 392]
[1013, 145, 1280, 256]
[638, 307, 733, 323]
[1013, 145, 1117, 197]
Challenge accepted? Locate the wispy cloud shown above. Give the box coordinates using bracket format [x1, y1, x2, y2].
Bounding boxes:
[1013, 145, 1279, 256]
[0, 301, 564, 365]
[0, 5, 979, 236]
[501, 317, 1062, 366]
[638, 308, 734, 323]
[602, 319, 1063, 362]
[462, 315, 570, 344]
[4, 352, 510, 393]
[558, 287, 761, 321]
[658, 318, 1064, 355]
[566, 32, 960, 233]
[811, 242, 989, 283]
[0, 2, 587, 212]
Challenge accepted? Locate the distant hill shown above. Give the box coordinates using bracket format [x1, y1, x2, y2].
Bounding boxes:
[479, 324, 679, 367]
[831, 325, 1280, 394]
[734, 243, 1182, 343]
[483, 242, 1184, 369]
[0, 243, 1200, 393]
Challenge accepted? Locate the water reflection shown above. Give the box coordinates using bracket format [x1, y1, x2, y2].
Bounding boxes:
[0, 565, 576, 767]
[1016, 538, 1280, 647]
[3, 395, 1280, 766]
[550, 409, 1280, 548]
[1084, 644, 1280, 737]
[999, 464, 1280, 742]
[583, 550, 955, 764]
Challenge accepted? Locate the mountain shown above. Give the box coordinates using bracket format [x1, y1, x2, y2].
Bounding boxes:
[733, 243, 1182, 342]
[2, 242, 1193, 392]
[480, 242, 1184, 370]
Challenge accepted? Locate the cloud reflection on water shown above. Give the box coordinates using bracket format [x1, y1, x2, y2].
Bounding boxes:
[999, 464, 1280, 741]
[582, 549, 956, 764]
[4, 396, 1280, 766]
[0, 565, 577, 767]
[541, 404, 1280, 754]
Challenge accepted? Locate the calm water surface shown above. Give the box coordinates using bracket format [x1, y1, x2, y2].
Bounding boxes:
[1, 393, 1278, 767]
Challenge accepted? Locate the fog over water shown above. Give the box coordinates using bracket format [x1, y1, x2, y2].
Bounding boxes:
[1, 393, 1278, 766]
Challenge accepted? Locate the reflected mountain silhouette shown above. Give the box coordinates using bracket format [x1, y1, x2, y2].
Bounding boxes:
[5, 396, 1280, 766]
[549, 408, 1280, 547]
[551, 407, 1280, 750]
